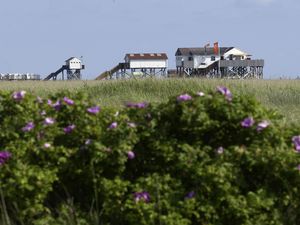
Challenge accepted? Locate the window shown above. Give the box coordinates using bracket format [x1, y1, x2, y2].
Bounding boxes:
[188, 57, 193, 61]
[211, 56, 216, 61]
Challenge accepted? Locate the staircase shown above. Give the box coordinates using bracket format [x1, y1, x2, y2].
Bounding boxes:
[95, 63, 128, 80]
[44, 65, 67, 80]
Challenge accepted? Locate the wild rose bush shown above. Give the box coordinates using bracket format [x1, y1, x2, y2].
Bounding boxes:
[1, 88, 300, 225]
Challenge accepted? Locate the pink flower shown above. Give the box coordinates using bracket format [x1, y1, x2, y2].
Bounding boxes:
[241, 117, 255, 128]
[126, 102, 148, 109]
[22, 122, 35, 132]
[134, 191, 150, 203]
[216, 147, 224, 154]
[185, 191, 196, 199]
[63, 97, 74, 105]
[217, 86, 232, 101]
[47, 99, 52, 106]
[87, 106, 100, 114]
[44, 117, 55, 125]
[53, 100, 62, 111]
[44, 143, 51, 148]
[127, 151, 135, 159]
[40, 110, 46, 116]
[108, 122, 118, 129]
[0, 151, 12, 165]
[292, 136, 300, 152]
[177, 94, 192, 102]
[63, 124, 76, 134]
[257, 120, 269, 131]
[85, 139, 92, 145]
[12, 91, 26, 101]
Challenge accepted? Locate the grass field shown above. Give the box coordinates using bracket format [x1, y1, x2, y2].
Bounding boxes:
[0, 78, 299, 124]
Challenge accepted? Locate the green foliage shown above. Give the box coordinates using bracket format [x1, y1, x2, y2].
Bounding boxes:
[0, 88, 300, 224]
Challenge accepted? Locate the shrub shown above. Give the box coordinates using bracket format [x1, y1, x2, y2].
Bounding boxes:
[0, 88, 300, 225]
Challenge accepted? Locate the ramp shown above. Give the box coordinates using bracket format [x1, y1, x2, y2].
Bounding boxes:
[95, 63, 128, 80]
[44, 65, 67, 80]
[96, 71, 110, 80]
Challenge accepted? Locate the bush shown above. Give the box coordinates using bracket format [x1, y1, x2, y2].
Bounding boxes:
[0, 87, 300, 225]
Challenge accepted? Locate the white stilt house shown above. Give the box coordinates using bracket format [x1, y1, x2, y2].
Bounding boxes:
[65, 57, 85, 80]
[96, 53, 168, 80]
[176, 47, 264, 78]
[124, 53, 168, 76]
[44, 57, 85, 80]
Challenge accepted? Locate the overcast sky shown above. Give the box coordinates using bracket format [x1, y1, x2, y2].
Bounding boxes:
[0, 0, 299, 79]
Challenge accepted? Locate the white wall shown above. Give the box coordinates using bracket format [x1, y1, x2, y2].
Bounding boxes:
[193, 56, 206, 68]
[67, 58, 82, 70]
[223, 48, 248, 59]
[177, 55, 221, 69]
[129, 59, 167, 69]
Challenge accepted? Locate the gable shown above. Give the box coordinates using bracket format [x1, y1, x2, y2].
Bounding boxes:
[224, 48, 250, 57]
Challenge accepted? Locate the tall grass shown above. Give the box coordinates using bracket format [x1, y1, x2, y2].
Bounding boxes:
[0, 78, 300, 123]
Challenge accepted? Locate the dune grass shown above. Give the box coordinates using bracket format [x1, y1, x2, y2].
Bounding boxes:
[0, 78, 299, 123]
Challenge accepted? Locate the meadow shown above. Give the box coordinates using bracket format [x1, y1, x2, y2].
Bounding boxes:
[0, 78, 299, 124]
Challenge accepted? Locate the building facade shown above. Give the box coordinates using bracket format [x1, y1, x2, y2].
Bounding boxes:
[175, 47, 264, 78]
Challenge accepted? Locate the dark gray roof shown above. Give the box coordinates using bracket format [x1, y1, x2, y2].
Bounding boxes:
[65, 57, 80, 62]
[175, 47, 234, 56]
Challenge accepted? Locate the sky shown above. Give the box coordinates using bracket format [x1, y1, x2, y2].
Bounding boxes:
[0, 0, 299, 79]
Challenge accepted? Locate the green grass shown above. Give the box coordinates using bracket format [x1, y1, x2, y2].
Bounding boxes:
[1, 78, 300, 123]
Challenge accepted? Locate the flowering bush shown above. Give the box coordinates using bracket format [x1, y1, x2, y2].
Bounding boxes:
[1, 88, 300, 225]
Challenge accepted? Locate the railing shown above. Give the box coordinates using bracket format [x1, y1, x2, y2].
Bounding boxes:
[220, 60, 264, 67]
